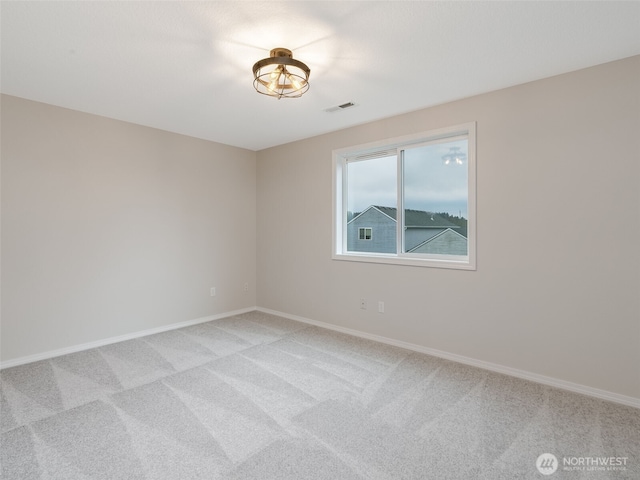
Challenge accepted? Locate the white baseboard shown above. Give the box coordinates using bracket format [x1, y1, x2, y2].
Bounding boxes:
[257, 307, 640, 409]
[0, 307, 256, 370]
[4, 305, 638, 409]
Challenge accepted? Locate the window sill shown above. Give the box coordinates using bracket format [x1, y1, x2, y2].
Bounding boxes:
[332, 252, 476, 270]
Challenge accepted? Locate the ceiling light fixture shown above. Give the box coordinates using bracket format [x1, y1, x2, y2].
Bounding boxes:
[442, 147, 466, 165]
[252, 48, 310, 99]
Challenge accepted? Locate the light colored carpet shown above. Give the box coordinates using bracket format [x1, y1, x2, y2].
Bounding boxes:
[1, 311, 638, 479]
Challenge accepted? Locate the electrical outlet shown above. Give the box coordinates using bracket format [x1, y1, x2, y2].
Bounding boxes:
[360, 298, 366, 310]
[378, 301, 384, 313]
[244, 282, 249, 292]
[210, 287, 216, 297]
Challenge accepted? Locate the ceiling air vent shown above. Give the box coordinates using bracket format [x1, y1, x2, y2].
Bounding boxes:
[324, 102, 357, 113]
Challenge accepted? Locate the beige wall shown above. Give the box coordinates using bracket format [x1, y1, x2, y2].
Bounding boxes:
[2, 57, 638, 401]
[256, 56, 640, 399]
[1, 95, 257, 361]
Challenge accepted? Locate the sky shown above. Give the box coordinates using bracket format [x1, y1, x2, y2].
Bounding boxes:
[347, 138, 468, 218]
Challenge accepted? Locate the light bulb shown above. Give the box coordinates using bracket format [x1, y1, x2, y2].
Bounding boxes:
[285, 69, 303, 91]
[267, 66, 284, 92]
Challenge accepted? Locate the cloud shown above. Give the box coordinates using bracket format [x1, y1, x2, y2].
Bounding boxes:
[346, 139, 468, 217]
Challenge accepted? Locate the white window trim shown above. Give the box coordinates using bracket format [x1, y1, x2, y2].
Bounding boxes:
[332, 122, 476, 270]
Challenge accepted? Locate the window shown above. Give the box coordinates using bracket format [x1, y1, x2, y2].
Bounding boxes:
[333, 122, 476, 269]
[358, 227, 372, 240]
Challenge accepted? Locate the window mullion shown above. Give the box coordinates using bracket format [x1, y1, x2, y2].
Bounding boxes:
[397, 148, 405, 255]
[342, 158, 349, 252]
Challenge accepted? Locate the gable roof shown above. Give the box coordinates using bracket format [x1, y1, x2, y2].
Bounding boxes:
[408, 228, 468, 253]
[372, 206, 460, 229]
[347, 205, 395, 224]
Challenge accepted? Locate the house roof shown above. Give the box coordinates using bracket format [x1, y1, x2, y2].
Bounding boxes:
[372, 206, 460, 229]
[408, 228, 468, 253]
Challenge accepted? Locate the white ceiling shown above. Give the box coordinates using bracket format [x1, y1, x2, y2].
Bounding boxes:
[2, 1, 639, 151]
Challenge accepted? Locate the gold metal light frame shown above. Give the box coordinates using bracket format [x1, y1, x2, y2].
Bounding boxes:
[252, 48, 310, 99]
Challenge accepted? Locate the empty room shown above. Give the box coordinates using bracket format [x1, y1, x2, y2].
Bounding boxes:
[1, 2, 639, 479]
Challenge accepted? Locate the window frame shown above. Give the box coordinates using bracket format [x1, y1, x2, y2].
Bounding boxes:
[332, 122, 476, 270]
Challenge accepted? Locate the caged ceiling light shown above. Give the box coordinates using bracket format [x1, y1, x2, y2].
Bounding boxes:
[252, 48, 310, 99]
[442, 146, 466, 165]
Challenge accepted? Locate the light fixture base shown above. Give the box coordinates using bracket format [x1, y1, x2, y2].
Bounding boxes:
[270, 48, 293, 58]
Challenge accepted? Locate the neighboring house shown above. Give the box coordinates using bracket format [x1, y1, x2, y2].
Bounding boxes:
[347, 205, 467, 255]
[347, 205, 397, 253]
[408, 228, 468, 255]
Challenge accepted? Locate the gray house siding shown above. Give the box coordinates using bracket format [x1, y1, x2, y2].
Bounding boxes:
[347, 207, 396, 253]
[404, 228, 443, 251]
[348, 206, 467, 255]
[409, 229, 468, 255]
